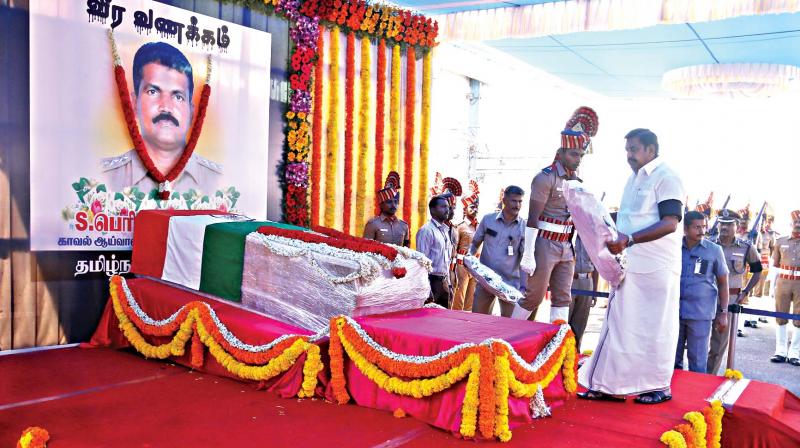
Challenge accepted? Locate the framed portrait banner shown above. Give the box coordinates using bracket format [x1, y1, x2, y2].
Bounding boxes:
[30, 0, 272, 250]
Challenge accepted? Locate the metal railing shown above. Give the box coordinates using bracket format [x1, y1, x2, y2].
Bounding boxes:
[570, 288, 800, 370]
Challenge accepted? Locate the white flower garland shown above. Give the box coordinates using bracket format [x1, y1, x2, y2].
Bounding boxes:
[388, 244, 434, 273]
[248, 232, 382, 284]
[530, 385, 551, 419]
[118, 276, 314, 353]
[339, 315, 479, 365]
[338, 315, 570, 370]
[486, 324, 570, 373]
[463, 255, 523, 303]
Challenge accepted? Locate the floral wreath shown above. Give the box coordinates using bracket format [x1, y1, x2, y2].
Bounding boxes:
[108, 30, 213, 200]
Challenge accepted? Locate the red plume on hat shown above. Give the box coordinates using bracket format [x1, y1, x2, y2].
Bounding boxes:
[791, 210, 800, 222]
[430, 172, 444, 197]
[440, 177, 462, 207]
[561, 106, 599, 153]
[461, 180, 480, 208]
[695, 192, 714, 217]
[377, 171, 401, 203]
[738, 203, 751, 220]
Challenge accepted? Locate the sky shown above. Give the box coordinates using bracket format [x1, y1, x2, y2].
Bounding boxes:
[430, 43, 800, 233]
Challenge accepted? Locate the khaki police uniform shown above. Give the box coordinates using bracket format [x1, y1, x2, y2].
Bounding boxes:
[363, 215, 410, 246]
[101, 149, 223, 194]
[752, 228, 777, 297]
[707, 236, 760, 374]
[522, 160, 577, 320]
[773, 236, 800, 327]
[452, 218, 478, 311]
[568, 237, 595, 351]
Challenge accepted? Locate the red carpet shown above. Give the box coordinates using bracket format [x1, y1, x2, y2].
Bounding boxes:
[3, 347, 798, 447]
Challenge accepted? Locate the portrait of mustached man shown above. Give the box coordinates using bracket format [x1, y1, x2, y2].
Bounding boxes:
[101, 41, 222, 194]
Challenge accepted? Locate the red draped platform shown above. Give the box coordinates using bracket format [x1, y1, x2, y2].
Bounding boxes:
[86, 277, 318, 398]
[334, 308, 569, 435]
[2, 347, 798, 447]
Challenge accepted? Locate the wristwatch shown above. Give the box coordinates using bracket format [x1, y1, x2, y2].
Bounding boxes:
[625, 234, 636, 248]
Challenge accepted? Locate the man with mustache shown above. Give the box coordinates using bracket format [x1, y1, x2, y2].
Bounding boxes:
[363, 171, 410, 247]
[578, 128, 684, 405]
[770, 210, 800, 366]
[102, 42, 222, 194]
[517, 107, 598, 323]
[470, 185, 527, 316]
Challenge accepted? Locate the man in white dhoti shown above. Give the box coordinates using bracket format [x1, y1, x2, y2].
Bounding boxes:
[578, 128, 685, 404]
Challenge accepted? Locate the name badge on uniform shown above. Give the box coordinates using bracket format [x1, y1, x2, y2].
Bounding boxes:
[694, 259, 702, 274]
[379, 229, 388, 232]
[732, 253, 743, 257]
[508, 245, 514, 256]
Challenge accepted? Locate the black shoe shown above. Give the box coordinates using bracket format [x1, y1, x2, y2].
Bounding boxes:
[771, 355, 787, 363]
[759, 318, 768, 323]
[790, 358, 800, 366]
[744, 321, 753, 328]
[737, 330, 745, 337]
[749, 321, 758, 329]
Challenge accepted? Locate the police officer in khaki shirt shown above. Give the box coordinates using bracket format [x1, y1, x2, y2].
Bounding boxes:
[752, 215, 777, 297]
[518, 107, 598, 323]
[770, 210, 800, 366]
[453, 181, 480, 311]
[102, 41, 223, 195]
[707, 209, 762, 374]
[363, 171, 410, 247]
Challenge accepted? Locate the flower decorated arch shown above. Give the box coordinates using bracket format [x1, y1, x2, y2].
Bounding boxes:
[222, 0, 438, 234]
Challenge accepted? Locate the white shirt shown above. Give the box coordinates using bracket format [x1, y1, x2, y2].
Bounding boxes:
[416, 219, 453, 277]
[617, 157, 685, 274]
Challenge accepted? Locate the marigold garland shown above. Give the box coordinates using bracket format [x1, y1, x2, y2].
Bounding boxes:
[108, 30, 211, 200]
[402, 46, 416, 222]
[324, 28, 341, 228]
[416, 49, 432, 231]
[724, 369, 743, 380]
[684, 411, 708, 448]
[660, 400, 724, 448]
[356, 36, 371, 229]
[660, 430, 688, 448]
[494, 353, 513, 442]
[16, 427, 49, 448]
[393, 408, 407, 418]
[311, 31, 325, 226]
[109, 276, 321, 397]
[328, 316, 576, 441]
[343, 31, 356, 234]
[389, 44, 401, 173]
[373, 39, 387, 216]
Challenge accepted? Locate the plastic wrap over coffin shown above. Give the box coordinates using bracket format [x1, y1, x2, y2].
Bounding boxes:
[240, 234, 431, 332]
[563, 181, 626, 288]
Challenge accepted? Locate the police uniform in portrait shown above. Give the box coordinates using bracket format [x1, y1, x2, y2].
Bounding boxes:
[452, 181, 480, 312]
[569, 236, 596, 352]
[707, 209, 761, 374]
[770, 210, 800, 366]
[363, 171, 410, 247]
[102, 149, 223, 194]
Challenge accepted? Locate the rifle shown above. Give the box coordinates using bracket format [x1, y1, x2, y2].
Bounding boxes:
[707, 194, 731, 238]
[747, 201, 767, 245]
[600, 192, 606, 202]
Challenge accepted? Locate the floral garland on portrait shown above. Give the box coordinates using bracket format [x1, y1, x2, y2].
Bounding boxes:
[108, 30, 212, 201]
[217, 0, 437, 228]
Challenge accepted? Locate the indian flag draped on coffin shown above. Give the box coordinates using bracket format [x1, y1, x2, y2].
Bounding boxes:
[130, 210, 432, 332]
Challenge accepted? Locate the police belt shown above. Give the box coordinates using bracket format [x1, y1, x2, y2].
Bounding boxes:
[777, 266, 800, 279]
[574, 272, 592, 280]
[537, 220, 573, 234]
